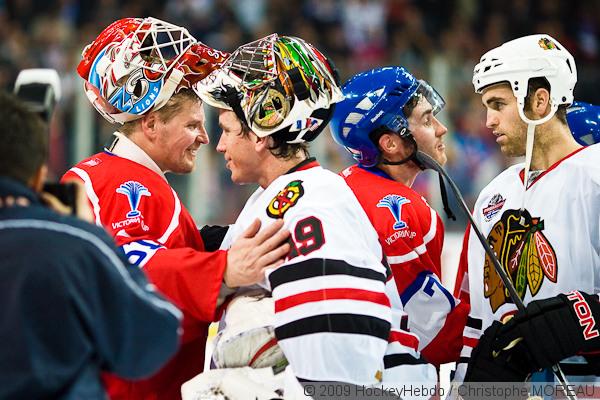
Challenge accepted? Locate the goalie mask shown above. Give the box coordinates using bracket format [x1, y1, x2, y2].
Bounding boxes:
[194, 33, 343, 143]
[78, 17, 228, 124]
[330, 66, 445, 167]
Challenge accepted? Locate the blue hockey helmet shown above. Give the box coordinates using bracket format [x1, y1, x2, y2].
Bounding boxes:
[330, 66, 445, 167]
[567, 101, 600, 146]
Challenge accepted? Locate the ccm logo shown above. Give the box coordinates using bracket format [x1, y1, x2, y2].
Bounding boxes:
[566, 291, 599, 340]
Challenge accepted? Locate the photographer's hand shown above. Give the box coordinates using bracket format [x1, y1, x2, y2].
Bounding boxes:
[42, 181, 94, 223]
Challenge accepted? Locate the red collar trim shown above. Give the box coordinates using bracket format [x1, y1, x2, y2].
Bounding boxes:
[519, 146, 586, 188]
[287, 157, 320, 173]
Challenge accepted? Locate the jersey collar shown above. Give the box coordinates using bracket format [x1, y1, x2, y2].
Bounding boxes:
[284, 157, 320, 175]
[358, 164, 394, 180]
[106, 132, 167, 181]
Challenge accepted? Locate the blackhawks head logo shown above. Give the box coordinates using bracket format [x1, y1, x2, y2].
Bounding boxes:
[484, 209, 557, 312]
[266, 180, 305, 218]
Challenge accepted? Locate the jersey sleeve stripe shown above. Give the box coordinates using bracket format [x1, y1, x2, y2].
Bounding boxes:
[275, 288, 390, 312]
[274, 299, 391, 327]
[384, 353, 429, 368]
[69, 167, 102, 226]
[463, 336, 479, 348]
[269, 258, 386, 289]
[274, 313, 391, 341]
[156, 188, 182, 245]
[389, 329, 419, 351]
[272, 275, 386, 299]
[466, 316, 483, 329]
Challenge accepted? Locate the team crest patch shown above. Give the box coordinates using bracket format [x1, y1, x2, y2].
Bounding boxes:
[266, 180, 304, 218]
[377, 194, 411, 230]
[484, 209, 558, 312]
[483, 193, 506, 221]
[538, 37, 557, 50]
[116, 181, 151, 218]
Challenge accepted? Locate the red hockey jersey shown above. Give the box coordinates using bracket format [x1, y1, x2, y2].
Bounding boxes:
[341, 164, 468, 366]
[62, 133, 227, 400]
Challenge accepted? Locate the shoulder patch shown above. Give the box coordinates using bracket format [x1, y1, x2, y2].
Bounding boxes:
[267, 180, 305, 219]
[116, 181, 151, 218]
[483, 193, 506, 221]
[377, 194, 411, 230]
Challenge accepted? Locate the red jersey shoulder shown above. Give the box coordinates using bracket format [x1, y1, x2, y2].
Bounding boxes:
[69, 153, 178, 240]
[342, 165, 434, 246]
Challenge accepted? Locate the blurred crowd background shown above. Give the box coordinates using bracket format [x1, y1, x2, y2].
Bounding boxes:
[1, 0, 598, 231]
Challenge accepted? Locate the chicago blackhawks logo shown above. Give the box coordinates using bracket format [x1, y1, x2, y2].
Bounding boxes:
[484, 209, 557, 312]
[266, 180, 304, 218]
[538, 37, 557, 50]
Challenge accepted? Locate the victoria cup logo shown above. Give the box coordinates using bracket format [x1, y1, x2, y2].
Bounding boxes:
[377, 194, 411, 230]
[116, 181, 151, 218]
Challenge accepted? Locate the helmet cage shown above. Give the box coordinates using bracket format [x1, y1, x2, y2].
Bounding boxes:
[195, 34, 343, 142]
[79, 17, 227, 124]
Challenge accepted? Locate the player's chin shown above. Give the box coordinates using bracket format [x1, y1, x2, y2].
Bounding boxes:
[434, 149, 448, 166]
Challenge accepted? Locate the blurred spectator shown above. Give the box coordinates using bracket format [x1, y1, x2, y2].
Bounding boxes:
[1, 0, 598, 230]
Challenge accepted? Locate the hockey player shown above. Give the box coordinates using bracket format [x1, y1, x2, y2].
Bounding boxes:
[62, 18, 291, 400]
[454, 34, 600, 384]
[329, 66, 469, 368]
[187, 34, 436, 395]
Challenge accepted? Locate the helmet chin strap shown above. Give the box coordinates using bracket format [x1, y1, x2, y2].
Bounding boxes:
[517, 100, 558, 225]
[381, 135, 425, 169]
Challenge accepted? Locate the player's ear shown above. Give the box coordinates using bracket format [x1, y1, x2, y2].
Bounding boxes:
[140, 112, 158, 140]
[378, 132, 398, 156]
[254, 133, 269, 152]
[530, 87, 551, 119]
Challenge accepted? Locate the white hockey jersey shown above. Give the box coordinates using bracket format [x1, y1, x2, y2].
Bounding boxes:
[454, 145, 600, 382]
[220, 159, 434, 385]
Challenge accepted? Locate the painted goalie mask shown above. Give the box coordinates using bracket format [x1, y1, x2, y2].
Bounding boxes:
[77, 17, 228, 124]
[194, 33, 343, 143]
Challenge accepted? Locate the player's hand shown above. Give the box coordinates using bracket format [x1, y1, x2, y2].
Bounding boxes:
[464, 320, 533, 383]
[492, 291, 600, 370]
[224, 219, 290, 288]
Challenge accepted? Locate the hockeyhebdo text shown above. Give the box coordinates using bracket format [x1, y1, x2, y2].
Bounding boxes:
[298, 382, 600, 399]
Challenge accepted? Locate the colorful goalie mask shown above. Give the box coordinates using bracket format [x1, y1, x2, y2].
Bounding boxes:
[194, 33, 343, 143]
[78, 17, 228, 124]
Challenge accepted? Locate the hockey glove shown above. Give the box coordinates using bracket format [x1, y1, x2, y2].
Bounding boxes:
[464, 320, 533, 382]
[493, 291, 600, 370]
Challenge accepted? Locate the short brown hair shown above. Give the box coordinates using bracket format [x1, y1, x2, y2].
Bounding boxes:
[119, 89, 201, 136]
[0, 92, 48, 184]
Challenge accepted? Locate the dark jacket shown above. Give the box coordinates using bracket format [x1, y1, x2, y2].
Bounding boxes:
[0, 177, 182, 399]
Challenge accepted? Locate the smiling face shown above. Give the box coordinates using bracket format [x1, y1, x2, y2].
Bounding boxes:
[407, 96, 449, 166]
[216, 109, 262, 184]
[481, 83, 528, 157]
[154, 98, 209, 174]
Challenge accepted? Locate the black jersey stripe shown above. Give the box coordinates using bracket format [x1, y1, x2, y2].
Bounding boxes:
[275, 313, 390, 341]
[269, 258, 386, 290]
[383, 354, 429, 369]
[466, 316, 482, 330]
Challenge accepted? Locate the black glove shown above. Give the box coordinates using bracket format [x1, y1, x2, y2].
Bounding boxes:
[493, 291, 600, 370]
[464, 321, 533, 382]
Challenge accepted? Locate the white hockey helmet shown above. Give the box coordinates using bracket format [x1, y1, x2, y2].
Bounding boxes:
[473, 34, 577, 125]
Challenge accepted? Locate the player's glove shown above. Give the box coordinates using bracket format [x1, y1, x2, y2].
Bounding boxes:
[464, 320, 533, 383]
[493, 291, 600, 370]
